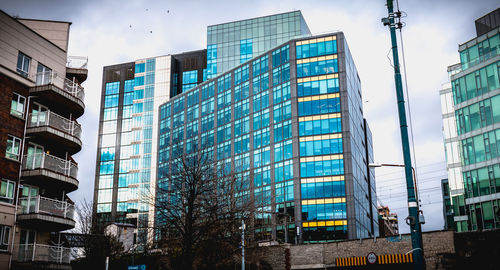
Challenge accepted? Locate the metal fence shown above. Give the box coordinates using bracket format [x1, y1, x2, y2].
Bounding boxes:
[28, 111, 82, 139]
[66, 56, 88, 69]
[14, 244, 71, 264]
[22, 153, 78, 179]
[33, 71, 85, 101]
[19, 196, 74, 219]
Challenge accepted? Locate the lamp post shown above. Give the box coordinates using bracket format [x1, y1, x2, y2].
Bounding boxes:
[369, 163, 424, 268]
[368, 163, 420, 204]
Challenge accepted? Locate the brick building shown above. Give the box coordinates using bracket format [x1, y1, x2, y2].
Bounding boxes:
[0, 10, 86, 269]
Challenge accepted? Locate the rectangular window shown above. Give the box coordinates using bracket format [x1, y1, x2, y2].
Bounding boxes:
[297, 57, 338, 78]
[0, 179, 15, 204]
[10, 93, 26, 118]
[6, 135, 21, 161]
[36, 63, 52, 85]
[0, 225, 11, 251]
[298, 95, 340, 116]
[105, 82, 120, 95]
[16, 52, 31, 77]
[299, 116, 342, 136]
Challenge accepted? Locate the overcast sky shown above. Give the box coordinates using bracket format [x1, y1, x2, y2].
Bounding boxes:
[1, 0, 499, 234]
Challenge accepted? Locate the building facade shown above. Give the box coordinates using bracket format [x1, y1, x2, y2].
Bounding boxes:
[206, 11, 311, 79]
[440, 63, 467, 231]
[0, 10, 86, 269]
[157, 32, 378, 243]
[441, 8, 500, 232]
[377, 206, 398, 237]
[441, 179, 454, 230]
[94, 11, 314, 244]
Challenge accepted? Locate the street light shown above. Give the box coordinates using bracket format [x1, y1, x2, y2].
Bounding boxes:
[369, 162, 425, 264]
[368, 163, 420, 205]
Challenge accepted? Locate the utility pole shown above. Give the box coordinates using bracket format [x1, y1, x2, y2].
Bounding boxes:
[382, 1, 425, 269]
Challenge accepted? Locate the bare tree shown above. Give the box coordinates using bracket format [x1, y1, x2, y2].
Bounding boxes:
[150, 145, 253, 270]
[71, 199, 124, 269]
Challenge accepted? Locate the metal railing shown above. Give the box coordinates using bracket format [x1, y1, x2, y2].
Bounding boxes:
[27, 111, 82, 140]
[33, 71, 85, 102]
[22, 153, 78, 179]
[19, 196, 74, 220]
[14, 244, 71, 264]
[66, 56, 88, 69]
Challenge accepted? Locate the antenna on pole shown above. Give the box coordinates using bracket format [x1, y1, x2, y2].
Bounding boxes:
[381, 1, 425, 269]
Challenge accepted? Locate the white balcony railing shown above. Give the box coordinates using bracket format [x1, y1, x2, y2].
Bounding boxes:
[28, 111, 82, 140]
[14, 244, 71, 264]
[66, 56, 88, 69]
[22, 153, 78, 179]
[33, 71, 85, 102]
[19, 196, 74, 220]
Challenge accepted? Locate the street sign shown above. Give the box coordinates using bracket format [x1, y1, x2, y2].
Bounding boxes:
[367, 252, 377, 264]
[128, 265, 146, 270]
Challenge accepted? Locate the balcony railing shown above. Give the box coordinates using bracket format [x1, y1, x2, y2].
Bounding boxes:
[14, 244, 71, 264]
[33, 71, 85, 101]
[28, 111, 82, 139]
[19, 196, 74, 220]
[22, 153, 78, 179]
[66, 56, 88, 69]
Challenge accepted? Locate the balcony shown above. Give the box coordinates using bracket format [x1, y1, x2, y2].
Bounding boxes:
[66, 56, 88, 83]
[21, 153, 78, 192]
[13, 244, 71, 268]
[17, 196, 75, 231]
[26, 111, 82, 155]
[30, 71, 85, 118]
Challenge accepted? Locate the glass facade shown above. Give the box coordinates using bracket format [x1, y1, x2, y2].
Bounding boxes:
[444, 23, 500, 231]
[206, 11, 311, 79]
[157, 33, 377, 243]
[95, 56, 172, 247]
[96, 12, 377, 246]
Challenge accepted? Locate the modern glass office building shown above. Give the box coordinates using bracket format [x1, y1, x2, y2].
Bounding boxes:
[157, 33, 378, 242]
[94, 11, 311, 244]
[206, 11, 311, 79]
[441, 8, 500, 231]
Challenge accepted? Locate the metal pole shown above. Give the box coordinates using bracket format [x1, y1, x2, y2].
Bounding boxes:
[383, 1, 424, 269]
[241, 220, 245, 270]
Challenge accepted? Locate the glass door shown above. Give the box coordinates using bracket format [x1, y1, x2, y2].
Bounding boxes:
[31, 103, 48, 127]
[20, 185, 39, 214]
[19, 229, 36, 261]
[26, 144, 44, 170]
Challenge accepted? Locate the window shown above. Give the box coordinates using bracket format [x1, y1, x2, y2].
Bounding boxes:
[36, 63, 52, 85]
[0, 179, 15, 204]
[6, 135, 21, 161]
[297, 57, 338, 78]
[0, 225, 11, 251]
[16, 52, 31, 77]
[298, 95, 340, 116]
[10, 93, 26, 118]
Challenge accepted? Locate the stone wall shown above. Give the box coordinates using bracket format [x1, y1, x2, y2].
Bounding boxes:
[247, 230, 456, 269]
